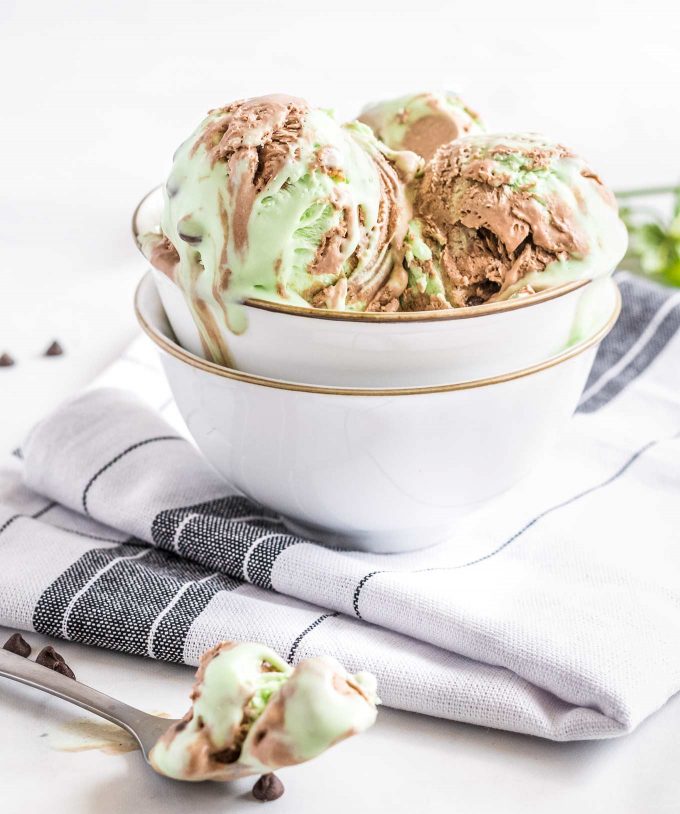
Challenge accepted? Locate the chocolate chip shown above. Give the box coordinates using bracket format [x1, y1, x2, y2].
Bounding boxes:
[0, 352, 15, 367]
[466, 296, 485, 307]
[35, 645, 63, 667]
[252, 773, 285, 802]
[3, 633, 31, 657]
[178, 231, 202, 245]
[44, 341, 64, 357]
[52, 660, 77, 680]
[213, 745, 241, 764]
[35, 645, 76, 679]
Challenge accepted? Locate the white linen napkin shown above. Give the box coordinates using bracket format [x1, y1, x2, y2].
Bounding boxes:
[1, 272, 679, 741]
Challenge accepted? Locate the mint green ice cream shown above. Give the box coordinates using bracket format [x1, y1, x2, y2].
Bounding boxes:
[149, 641, 379, 782]
[157, 95, 415, 361]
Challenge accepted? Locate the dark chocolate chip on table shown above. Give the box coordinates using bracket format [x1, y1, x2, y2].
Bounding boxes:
[44, 340, 64, 357]
[0, 352, 15, 367]
[3, 633, 31, 657]
[35, 645, 76, 679]
[252, 773, 285, 802]
[52, 661, 77, 679]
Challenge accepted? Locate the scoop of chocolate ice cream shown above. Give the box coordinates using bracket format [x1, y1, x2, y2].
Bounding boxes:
[401, 133, 627, 309]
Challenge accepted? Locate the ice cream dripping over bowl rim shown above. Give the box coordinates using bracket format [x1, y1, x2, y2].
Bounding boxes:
[132, 184, 591, 325]
[134, 269, 621, 397]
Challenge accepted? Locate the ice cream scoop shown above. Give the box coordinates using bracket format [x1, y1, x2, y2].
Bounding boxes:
[149, 641, 379, 782]
[150, 95, 418, 361]
[359, 91, 483, 160]
[401, 132, 628, 309]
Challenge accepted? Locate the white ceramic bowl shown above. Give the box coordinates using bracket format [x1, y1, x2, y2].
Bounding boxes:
[133, 187, 598, 387]
[135, 272, 621, 553]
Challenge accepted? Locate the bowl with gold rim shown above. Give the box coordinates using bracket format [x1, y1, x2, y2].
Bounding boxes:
[133, 186, 605, 388]
[135, 271, 620, 553]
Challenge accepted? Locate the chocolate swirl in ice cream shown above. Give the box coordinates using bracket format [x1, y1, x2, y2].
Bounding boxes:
[193, 95, 309, 252]
[149, 641, 379, 783]
[359, 91, 484, 160]
[155, 95, 419, 360]
[148, 235, 180, 281]
[339, 121, 421, 312]
[401, 133, 628, 309]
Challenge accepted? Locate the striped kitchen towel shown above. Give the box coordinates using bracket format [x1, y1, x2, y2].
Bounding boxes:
[1, 272, 679, 741]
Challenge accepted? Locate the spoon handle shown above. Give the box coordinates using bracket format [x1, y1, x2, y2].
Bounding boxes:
[0, 648, 155, 749]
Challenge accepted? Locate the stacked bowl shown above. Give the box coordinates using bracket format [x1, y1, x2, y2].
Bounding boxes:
[133, 186, 621, 554]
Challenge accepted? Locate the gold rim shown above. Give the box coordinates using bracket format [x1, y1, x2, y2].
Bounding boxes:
[131, 186, 155, 250]
[134, 273, 621, 397]
[243, 278, 590, 322]
[131, 185, 590, 323]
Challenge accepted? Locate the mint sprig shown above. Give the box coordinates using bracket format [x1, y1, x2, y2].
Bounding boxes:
[617, 185, 680, 287]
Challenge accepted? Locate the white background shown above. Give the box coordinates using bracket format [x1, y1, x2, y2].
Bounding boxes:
[1, 0, 680, 448]
[1, 2, 680, 811]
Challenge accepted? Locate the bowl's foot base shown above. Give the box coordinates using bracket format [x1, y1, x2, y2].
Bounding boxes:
[281, 516, 458, 554]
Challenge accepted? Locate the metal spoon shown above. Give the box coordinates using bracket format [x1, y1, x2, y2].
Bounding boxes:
[0, 648, 178, 764]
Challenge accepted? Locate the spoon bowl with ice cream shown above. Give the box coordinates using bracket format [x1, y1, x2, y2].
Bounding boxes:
[0, 640, 379, 795]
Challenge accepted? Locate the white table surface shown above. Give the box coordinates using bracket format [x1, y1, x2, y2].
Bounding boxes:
[2, 624, 680, 813]
[2, 2, 680, 811]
